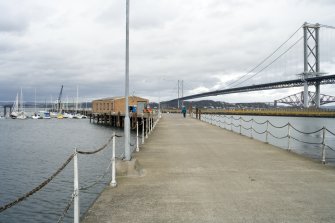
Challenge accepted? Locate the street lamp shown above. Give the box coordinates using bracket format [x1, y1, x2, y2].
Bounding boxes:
[124, 0, 131, 160]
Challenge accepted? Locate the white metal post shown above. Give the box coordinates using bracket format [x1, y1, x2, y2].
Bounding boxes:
[136, 121, 139, 152]
[110, 133, 117, 187]
[239, 118, 242, 135]
[230, 116, 233, 132]
[265, 121, 269, 143]
[142, 117, 145, 144]
[74, 149, 80, 223]
[148, 117, 151, 134]
[322, 127, 326, 164]
[151, 116, 153, 131]
[251, 119, 253, 139]
[145, 118, 148, 139]
[287, 123, 291, 151]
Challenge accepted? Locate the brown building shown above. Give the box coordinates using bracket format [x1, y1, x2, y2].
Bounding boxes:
[92, 96, 149, 114]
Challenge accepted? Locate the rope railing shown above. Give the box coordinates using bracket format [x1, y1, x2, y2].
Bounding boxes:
[290, 136, 322, 145]
[198, 114, 333, 164]
[0, 112, 162, 223]
[57, 193, 75, 223]
[0, 153, 75, 213]
[290, 125, 323, 135]
[268, 122, 289, 129]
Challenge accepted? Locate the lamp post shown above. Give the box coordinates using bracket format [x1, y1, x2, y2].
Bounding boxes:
[124, 0, 131, 161]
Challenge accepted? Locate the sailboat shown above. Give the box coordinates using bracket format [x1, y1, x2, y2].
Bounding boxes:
[32, 88, 42, 119]
[73, 86, 83, 119]
[10, 88, 27, 119]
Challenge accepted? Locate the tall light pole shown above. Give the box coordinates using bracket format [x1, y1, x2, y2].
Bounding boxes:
[124, 0, 131, 160]
[177, 80, 180, 109]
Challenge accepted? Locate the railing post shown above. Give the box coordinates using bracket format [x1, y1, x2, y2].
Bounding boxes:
[145, 118, 149, 139]
[251, 118, 253, 139]
[322, 126, 326, 164]
[230, 116, 233, 132]
[142, 117, 145, 144]
[287, 123, 291, 151]
[239, 117, 242, 135]
[265, 120, 269, 143]
[110, 133, 117, 187]
[149, 116, 152, 134]
[74, 149, 80, 223]
[224, 115, 226, 129]
[136, 121, 139, 152]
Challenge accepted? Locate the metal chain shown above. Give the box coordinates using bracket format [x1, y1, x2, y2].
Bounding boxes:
[231, 123, 240, 128]
[290, 136, 322, 145]
[77, 136, 113, 155]
[267, 131, 288, 139]
[57, 193, 75, 223]
[252, 129, 267, 135]
[290, 125, 323, 135]
[0, 153, 75, 213]
[79, 159, 113, 191]
[241, 126, 252, 131]
[327, 145, 335, 152]
[326, 129, 335, 136]
[253, 120, 268, 125]
[240, 117, 253, 123]
[77, 134, 122, 155]
[268, 122, 289, 129]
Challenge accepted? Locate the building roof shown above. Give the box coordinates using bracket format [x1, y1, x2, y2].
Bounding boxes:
[93, 96, 148, 101]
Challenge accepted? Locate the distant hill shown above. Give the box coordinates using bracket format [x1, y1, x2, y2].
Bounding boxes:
[150, 100, 272, 109]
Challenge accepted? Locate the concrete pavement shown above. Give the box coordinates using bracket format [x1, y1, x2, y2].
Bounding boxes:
[83, 113, 335, 223]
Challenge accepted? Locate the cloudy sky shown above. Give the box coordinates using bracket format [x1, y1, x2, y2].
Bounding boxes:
[0, 0, 335, 104]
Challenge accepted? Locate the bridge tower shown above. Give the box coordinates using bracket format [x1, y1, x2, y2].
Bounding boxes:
[302, 22, 321, 108]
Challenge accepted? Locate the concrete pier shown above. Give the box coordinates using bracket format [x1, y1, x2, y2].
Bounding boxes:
[83, 114, 335, 223]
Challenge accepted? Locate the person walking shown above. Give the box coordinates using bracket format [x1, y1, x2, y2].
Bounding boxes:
[182, 106, 187, 118]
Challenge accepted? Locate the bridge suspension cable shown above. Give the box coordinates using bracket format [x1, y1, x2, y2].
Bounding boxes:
[225, 25, 303, 89]
[230, 36, 303, 88]
[319, 24, 335, 30]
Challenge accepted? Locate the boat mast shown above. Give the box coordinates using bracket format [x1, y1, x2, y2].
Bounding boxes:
[76, 86, 78, 112]
[34, 88, 37, 113]
[20, 88, 23, 112]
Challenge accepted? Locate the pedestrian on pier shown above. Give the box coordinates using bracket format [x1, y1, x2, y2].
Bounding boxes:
[182, 106, 186, 118]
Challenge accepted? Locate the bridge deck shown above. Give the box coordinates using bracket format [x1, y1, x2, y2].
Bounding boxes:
[83, 114, 335, 223]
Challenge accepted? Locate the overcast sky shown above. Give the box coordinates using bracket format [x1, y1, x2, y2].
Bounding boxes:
[0, 0, 335, 104]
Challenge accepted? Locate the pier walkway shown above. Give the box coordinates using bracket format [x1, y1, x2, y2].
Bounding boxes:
[83, 114, 335, 223]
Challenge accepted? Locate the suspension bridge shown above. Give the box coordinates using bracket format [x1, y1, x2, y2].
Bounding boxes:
[2, 22, 335, 223]
[164, 22, 335, 108]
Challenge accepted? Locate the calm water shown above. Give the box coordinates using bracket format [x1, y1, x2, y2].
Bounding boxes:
[201, 114, 335, 164]
[0, 117, 137, 223]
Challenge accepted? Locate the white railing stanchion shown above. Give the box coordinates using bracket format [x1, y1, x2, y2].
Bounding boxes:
[322, 126, 326, 164]
[136, 121, 139, 152]
[142, 117, 145, 144]
[265, 120, 269, 143]
[251, 118, 254, 139]
[74, 149, 80, 223]
[224, 115, 226, 129]
[287, 123, 291, 151]
[230, 116, 233, 132]
[239, 117, 242, 135]
[145, 117, 149, 139]
[110, 133, 117, 187]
